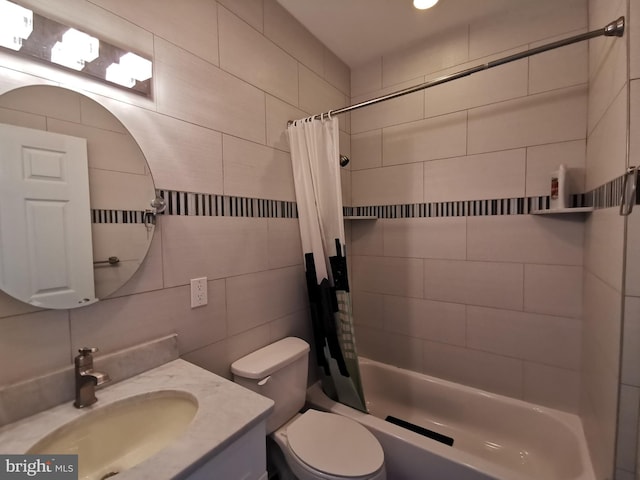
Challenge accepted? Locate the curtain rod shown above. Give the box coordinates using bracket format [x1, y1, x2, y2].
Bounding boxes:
[288, 17, 625, 126]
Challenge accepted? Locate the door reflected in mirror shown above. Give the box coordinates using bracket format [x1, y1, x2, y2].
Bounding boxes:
[0, 85, 157, 309]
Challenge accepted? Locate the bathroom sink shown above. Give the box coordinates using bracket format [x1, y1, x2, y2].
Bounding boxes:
[27, 390, 198, 480]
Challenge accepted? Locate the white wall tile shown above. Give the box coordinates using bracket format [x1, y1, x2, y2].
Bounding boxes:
[382, 27, 468, 87]
[616, 385, 640, 472]
[355, 325, 423, 372]
[584, 208, 625, 292]
[264, 0, 324, 76]
[383, 217, 466, 260]
[467, 85, 587, 154]
[383, 295, 466, 346]
[383, 111, 467, 166]
[71, 284, 226, 356]
[626, 208, 640, 297]
[622, 297, 640, 387]
[425, 59, 528, 118]
[352, 256, 423, 298]
[352, 163, 423, 206]
[341, 168, 351, 206]
[269, 308, 313, 346]
[632, 1, 640, 80]
[91, 0, 218, 65]
[467, 306, 581, 370]
[352, 291, 385, 329]
[324, 49, 350, 96]
[298, 65, 347, 130]
[351, 220, 384, 256]
[113, 108, 223, 195]
[586, 87, 628, 191]
[351, 78, 424, 134]
[266, 95, 306, 152]
[219, 6, 298, 106]
[223, 135, 295, 201]
[529, 35, 588, 95]
[524, 265, 583, 318]
[523, 362, 580, 413]
[0, 310, 70, 386]
[155, 37, 266, 144]
[469, 0, 587, 59]
[88, 169, 154, 210]
[351, 130, 382, 171]
[587, 0, 628, 134]
[162, 216, 268, 287]
[424, 149, 526, 202]
[351, 58, 382, 98]
[226, 266, 307, 336]
[423, 259, 524, 311]
[217, 0, 263, 33]
[467, 215, 584, 265]
[267, 219, 303, 269]
[583, 272, 622, 376]
[0, 291, 41, 319]
[422, 340, 524, 399]
[526, 140, 586, 197]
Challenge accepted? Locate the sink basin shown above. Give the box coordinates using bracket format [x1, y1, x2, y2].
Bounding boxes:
[27, 390, 198, 480]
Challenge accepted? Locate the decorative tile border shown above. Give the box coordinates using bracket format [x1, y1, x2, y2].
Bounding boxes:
[147, 176, 628, 223]
[157, 190, 298, 218]
[92, 209, 147, 224]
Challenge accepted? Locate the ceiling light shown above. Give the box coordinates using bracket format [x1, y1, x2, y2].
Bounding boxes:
[106, 63, 136, 88]
[413, 0, 439, 10]
[119, 52, 152, 81]
[0, 5, 153, 95]
[0, 0, 33, 51]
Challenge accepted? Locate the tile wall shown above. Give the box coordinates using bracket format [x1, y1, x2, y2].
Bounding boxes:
[349, 0, 590, 414]
[0, 0, 350, 396]
[615, 0, 640, 479]
[582, 0, 630, 479]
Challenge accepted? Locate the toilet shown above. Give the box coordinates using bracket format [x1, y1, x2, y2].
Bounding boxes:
[231, 337, 386, 480]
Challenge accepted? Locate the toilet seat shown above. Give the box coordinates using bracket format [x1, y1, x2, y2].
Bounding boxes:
[286, 410, 384, 478]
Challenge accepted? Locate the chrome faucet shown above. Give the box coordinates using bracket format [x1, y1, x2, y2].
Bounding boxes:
[74, 347, 110, 408]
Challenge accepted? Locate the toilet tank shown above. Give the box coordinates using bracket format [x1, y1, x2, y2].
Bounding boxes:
[231, 337, 310, 434]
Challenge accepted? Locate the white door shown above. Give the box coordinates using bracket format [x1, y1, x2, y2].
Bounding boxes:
[0, 123, 97, 308]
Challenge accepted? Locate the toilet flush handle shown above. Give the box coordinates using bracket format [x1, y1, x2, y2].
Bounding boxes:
[258, 375, 271, 386]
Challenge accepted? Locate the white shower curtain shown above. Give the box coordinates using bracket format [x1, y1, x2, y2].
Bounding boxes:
[288, 115, 366, 412]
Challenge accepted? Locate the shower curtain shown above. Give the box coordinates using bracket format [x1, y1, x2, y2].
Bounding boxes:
[288, 115, 366, 412]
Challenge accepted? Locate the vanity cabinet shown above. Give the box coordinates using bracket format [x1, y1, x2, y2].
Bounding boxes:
[185, 422, 268, 480]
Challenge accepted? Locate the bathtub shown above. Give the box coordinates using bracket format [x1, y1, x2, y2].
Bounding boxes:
[307, 357, 595, 480]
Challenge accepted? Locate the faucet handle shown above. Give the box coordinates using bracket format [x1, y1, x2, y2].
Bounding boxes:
[78, 347, 98, 355]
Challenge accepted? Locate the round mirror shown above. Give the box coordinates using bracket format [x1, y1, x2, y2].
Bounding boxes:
[0, 85, 157, 309]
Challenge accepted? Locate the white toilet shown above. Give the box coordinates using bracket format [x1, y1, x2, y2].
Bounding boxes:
[231, 337, 386, 480]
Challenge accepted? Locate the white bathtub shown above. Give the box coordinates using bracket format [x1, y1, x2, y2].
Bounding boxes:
[307, 357, 595, 480]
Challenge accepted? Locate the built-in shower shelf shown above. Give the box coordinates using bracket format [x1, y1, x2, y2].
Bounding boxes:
[531, 207, 594, 215]
[343, 216, 378, 220]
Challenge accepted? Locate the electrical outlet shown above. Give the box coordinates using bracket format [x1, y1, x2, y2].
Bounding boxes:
[190, 277, 208, 308]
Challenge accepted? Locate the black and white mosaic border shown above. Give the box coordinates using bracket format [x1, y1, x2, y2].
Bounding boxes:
[157, 189, 298, 219]
[92, 209, 147, 224]
[88, 176, 625, 225]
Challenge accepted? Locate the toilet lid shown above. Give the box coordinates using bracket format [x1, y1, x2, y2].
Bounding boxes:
[287, 410, 384, 477]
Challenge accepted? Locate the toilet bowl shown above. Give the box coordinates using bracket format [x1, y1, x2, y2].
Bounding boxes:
[231, 337, 386, 480]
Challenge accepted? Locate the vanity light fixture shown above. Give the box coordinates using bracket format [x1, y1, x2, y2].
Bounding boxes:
[0, 0, 33, 51]
[413, 0, 439, 10]
[0, 0, 153, 96]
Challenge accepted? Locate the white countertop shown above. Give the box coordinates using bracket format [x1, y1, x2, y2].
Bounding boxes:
[0, 359, 274, 479]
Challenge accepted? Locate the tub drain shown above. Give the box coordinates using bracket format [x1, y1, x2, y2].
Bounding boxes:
[100, 472, 119, 479]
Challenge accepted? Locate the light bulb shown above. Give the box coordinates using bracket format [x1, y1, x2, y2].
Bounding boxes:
[413, 0, 439, 10]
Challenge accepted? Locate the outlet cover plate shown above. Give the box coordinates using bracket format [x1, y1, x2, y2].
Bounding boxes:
[190, 277, 208, 308]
